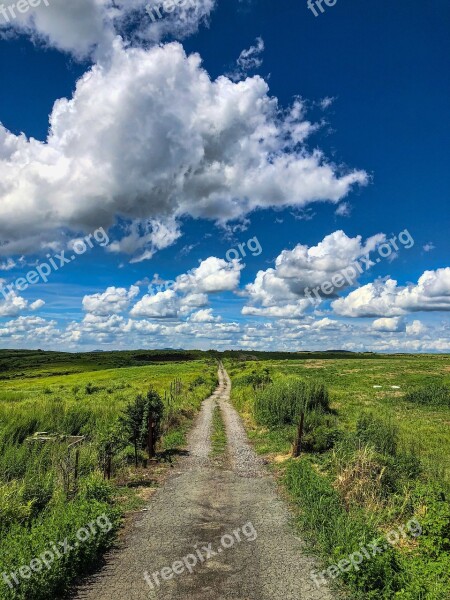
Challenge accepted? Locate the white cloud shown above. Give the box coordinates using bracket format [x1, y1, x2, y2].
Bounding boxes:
[406, 319, 428, 336]
[0, 315, 59, 340]
[335, 202, 351, 217]
[0, 258, 16, 271]
[0, 291, 45, 317]
[372, 317, 405, 332]
[0, 42, 367, 259]
[188, 308, 221, 322]
[82, 285, 139, 315]
[0, 291, 27, 317]
[423, 242, 435, 252]
[243, 230, 386, 316]
[0, 0, 216, 60]
[130, 289, 182, 319]
[174, 257, 243, 294]
[30, 299, 45, 311]
[228, 36, 265, 80]
[320, 96, 335, 110]
[333, 268, 450, 317]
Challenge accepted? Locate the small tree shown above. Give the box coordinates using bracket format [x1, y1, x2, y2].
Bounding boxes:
[97, 424, 124, 480]
[120, 394, 147, 467]
[144, 388, 164, 459]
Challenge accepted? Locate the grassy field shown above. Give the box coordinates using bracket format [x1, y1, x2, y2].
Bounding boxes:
[0, 350, 217, 600]
[226, 354, 450, 600]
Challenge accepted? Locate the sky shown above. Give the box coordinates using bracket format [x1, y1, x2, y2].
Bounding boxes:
[0, 0, 449, 352]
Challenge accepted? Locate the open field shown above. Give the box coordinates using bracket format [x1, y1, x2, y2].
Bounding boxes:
[0, 350, 217, 600]
[1, 350, 449, 600]
[226, 353, 450, 599]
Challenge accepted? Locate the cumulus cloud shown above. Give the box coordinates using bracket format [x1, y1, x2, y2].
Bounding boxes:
[82, 285, 139, 315]
[333, 268, 450, 317]
[130, 256, 240, 318]
[188, 308, 221, 322]
[372, 317, 405, 332]
[0, 42, 367, 259]
[174, 257, 243, 294]
[0, 291, 44, 316]
[131, 289, 184, 319]
[243, 230, 385, 316]
[0, 315, 59, 341]
[406, 319, 428, 336]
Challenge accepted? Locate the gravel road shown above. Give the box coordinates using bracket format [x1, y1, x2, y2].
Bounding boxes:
[72, 365, 334, 600]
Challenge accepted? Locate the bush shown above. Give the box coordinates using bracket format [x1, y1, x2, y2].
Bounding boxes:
[404, 384, 450, 407]
[233, 368, 272, 390]
[302, 423, 342, 453]
[254, 378, 331, 427]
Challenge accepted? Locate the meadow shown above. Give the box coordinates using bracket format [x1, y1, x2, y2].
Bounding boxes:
[226, 353, 450, 599]
[0, 350, 217, 600]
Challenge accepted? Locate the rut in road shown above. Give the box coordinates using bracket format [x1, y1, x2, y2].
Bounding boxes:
[72, 365, 334, 600]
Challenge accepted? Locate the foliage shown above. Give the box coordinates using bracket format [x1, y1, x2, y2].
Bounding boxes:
[119, 394, 147, 466]
[144, 387, 164, 457]
[356, 413, 399, 456]
[253, 378, 331, 427]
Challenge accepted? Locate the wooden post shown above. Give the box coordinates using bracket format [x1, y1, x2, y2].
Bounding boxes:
[292, 412, 305, 458]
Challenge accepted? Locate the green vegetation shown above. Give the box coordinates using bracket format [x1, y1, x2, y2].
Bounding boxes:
[0, 350, 217, 599]
[404, 383, 450, 407]
[211, 404, 227, 457]
[226, 355, 450, 599]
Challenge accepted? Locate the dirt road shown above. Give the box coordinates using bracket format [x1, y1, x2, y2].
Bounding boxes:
[73, 365, 333, 600]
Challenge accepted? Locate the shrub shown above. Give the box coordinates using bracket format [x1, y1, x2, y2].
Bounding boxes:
[233, 368, 272, 390]
[404, 383, 450, 407]
[302, 423, 342, 453]
[144, 388, 164, 458]
[254, 378, 331, 428]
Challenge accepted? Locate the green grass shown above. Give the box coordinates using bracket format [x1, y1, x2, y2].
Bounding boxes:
[211, 403, 227, 457]
[226, 355, 450, 599]
[227, 355, 450, 481]
[0, 351, 218, 600]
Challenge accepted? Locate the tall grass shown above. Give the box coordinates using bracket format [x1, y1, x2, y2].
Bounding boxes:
[253, 378, 331, 427]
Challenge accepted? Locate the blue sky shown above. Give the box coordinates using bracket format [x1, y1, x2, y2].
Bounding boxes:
[0, 0, 449, 351]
